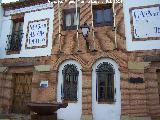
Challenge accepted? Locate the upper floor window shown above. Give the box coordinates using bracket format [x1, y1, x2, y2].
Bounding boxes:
[93, 4, 113, 27]
[63, 8, 80, 30]
[13, 20, 24, 35]
[96, 62, 115, 103]
[6, 14, 24, 54]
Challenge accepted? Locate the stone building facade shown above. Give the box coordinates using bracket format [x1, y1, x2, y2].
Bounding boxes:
[0, 0, 159, 120]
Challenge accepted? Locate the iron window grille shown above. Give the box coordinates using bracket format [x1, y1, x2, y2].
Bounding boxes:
[62, 64, 79, 102]
[6, 21, 24, 52]
[93, 4, 113, 27]
[6, 31, 23, 52]
[96, 62, 115, 103]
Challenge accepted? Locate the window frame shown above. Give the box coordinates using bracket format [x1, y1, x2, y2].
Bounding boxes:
[12, 13, 24, 36]
[12, 20, 24, 34]
[93, 4, 113, 27]
[6, 15, 24, 54]
[62, 64, 79, 102]
[63, 8, 80, 30]
[96, 62, 115, 104]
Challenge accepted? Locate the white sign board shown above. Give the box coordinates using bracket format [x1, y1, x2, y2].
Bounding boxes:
[26, 18, 49, 49]
[40, 80, 48, 88]
[130, 4, 160, 41]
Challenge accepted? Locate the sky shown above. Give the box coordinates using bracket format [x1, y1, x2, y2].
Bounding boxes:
[2, 0, 18, 3]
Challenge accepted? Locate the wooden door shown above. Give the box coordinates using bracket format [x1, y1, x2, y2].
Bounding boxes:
[12, 73, 32, 114]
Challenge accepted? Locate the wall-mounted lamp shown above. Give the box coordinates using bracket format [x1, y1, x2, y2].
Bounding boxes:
[48, 0, 53, 2]
[80, 23, 90, 50]
[80, 23, 90, 39]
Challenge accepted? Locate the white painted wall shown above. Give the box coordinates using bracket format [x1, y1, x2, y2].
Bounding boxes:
[57, 60, 82, 120]
[92, 58, 121, 120]
[0, 4, 54, 58]
[0, 3, 3, 38]
[0, 16, 12, 58]
[123, 0, 160, 51]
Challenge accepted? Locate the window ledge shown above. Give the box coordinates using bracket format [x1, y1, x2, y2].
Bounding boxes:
[94, 23, 113, 27]
[98, 99, 116, 104]
[6, 50, 20, 55]
[64, 26, 79, 31]
[63, 100, 78, 103]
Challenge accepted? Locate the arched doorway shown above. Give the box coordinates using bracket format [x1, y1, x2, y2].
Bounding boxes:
[57, 60, 82, 120]
[92, 58, 121, 120]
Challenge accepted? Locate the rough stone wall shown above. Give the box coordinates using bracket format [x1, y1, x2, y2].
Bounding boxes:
[0, 57, 51, 66]
[52, 0, 125, 54]
[0, 0, 159, 119]
[0, 58, 53, 114]
[128, 51, 160, 119]
[0, 0, 127, 116]
[51, 51, 128, 117]
[0, 73, 12, 114]
[145, 62, 160, 120]
[51, 0, 127, 117]
[31, 71, 54, 103]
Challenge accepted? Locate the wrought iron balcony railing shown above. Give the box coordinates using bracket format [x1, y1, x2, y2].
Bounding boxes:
[6, 31, 23, 52]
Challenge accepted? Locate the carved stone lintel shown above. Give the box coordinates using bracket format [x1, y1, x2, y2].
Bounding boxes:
[128, 62, 150, 70]
[2, 62, 35, 67]
[34, 65, 51, 72]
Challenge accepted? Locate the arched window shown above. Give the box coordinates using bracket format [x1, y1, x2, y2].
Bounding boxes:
[96, 62, 115, 103]
[62, 64, 79, 101]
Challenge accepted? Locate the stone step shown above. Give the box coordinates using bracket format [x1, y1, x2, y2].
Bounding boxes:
[0, 114, 10, 119]
[152, 117, 160, 120]
[0, 119, 10, 120]
[0, 114, 30, 120]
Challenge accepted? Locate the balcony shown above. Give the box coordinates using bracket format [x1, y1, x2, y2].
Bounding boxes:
[6, 31, 23, 54]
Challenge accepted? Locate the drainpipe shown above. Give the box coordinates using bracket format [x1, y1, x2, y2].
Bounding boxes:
[76, 0, 80, 52]
[90, 0, 96, 51]
[58, 0, 62, 52]
[113, 0, 117, 49]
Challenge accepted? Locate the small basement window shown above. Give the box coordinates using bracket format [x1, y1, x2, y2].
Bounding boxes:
[63, 8, 80, 30]
[93, 4, 113, 27]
